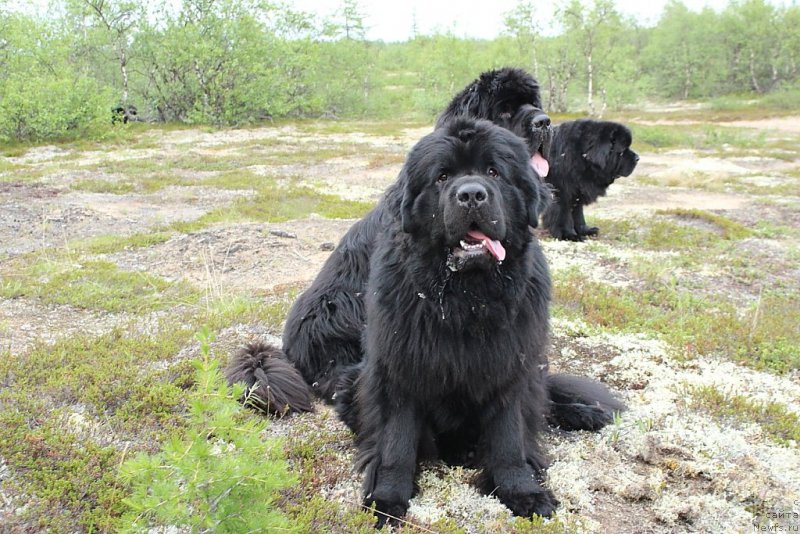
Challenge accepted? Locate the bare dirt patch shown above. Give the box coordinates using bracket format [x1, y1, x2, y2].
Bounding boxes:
[589, 182, 750, 216]
[0, 298, 128, 354]
[725, 116, 800, 134]
[106, 218, 357, 294]
[0, 184, 250, 255]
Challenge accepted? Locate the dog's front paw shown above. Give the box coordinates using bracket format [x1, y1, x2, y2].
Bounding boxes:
[364, 496, 409, 529]
[578, 225, 599, 236]
[562, 231, 584, 242]
[499, 485, 559, 518]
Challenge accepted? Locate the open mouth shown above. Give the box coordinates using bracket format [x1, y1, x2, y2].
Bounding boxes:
[529, 125, 552, 178]
[531, 151, 549, 178]
[447, 229, 506, 272]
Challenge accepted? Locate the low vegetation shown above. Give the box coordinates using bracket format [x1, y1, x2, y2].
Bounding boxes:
[0, 115, 798, 531]
[3, 0, 800, 142]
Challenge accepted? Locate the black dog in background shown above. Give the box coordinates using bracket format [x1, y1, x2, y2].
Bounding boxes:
[437, 67, 553, 181]
[542, 120, 639, 241]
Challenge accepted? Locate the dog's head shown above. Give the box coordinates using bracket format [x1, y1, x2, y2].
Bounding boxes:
[400, 118, 549, 272]
[582, 121, 639, 183]
[436, 68, 553, 180]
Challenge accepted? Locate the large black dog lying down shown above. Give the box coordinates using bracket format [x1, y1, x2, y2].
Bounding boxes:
[542, 119, 639, 241]
[226, 119, 624, 525]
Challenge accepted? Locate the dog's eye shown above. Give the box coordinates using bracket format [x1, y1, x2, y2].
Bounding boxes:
[487, 167, 499, 178]
[437, 172, 448, 182]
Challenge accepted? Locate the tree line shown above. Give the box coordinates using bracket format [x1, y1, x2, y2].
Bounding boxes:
[1, 0, 798, 142]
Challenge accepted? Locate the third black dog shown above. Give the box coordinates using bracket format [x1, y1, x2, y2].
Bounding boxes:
[542, 119, 639, 241]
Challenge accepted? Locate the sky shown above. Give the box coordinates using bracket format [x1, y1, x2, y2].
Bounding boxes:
[8, 0, 787, 41]
[291, 0, 751, 42]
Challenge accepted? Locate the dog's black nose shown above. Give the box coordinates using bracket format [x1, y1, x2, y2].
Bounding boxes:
[532, 112, 551, 129]
[633, 153, 640, 163]
[456, 182, 488, 208]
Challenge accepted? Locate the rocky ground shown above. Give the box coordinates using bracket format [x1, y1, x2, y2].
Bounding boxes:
[0, 116, 798, 532]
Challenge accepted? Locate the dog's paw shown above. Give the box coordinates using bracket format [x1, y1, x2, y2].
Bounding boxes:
[579, 225, 599, 236]
[364, 497, 409, 529]
[563, 231, 584, 242]
[499, 485, 559, 518]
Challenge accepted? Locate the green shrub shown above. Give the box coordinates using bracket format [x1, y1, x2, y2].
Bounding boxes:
[0, 74, 113, 143]
[760, 86, 800, 110]
[118, 327, 296, 532]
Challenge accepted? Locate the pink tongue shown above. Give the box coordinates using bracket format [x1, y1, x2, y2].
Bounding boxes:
[466, 230, 506, 262]
[530, 152, 549, 177]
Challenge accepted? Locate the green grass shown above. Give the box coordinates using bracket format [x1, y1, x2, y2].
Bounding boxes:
[0, 292, 295, 532]
[654, 208, 754, 240]
[0, 164, 53, 183]
[1, 145, 29, 157]
[630, 124, 694, 150]
[0, 327, 194, 531]
[690, 385, 800, 445]
[591, 211, 753, 251]
[169, 184, 373, 233]
[68, 231, 174, 255]
[0, 258, 199, 313]
[71, 178, 137, 194]
[0, 158, 23, 175]
[553, 269, 800, 374]
[757, 88, 800, 111]
[630, 123, 766, 152]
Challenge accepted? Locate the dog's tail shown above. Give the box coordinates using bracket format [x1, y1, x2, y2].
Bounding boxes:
[546, 374, 625, 431]
[225, 341, 314, 416]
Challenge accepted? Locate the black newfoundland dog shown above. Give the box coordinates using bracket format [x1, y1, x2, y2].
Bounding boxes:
[542, 120, 639, 241]
[437, 67, 553, 180]
[227, 118, 624, 525]
[230, 67, 557, 408]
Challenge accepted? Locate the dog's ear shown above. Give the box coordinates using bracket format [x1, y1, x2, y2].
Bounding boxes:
[400, 176, 420, 234]
[583, 135, 612, 169]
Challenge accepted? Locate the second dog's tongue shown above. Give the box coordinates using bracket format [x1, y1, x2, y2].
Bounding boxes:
[466, 230, 506, 262]
[531, 152, 549, 177]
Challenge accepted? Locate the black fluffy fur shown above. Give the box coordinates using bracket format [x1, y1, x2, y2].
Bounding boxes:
[276, 68, 554, 406]
[542, 119, 639, 241]
[224, 341, 314, 416]
[350, 119, 558, 524]
[547, 374, 625, 431]
[224, 75, 627, 524]
[436, 67, 553, 179]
